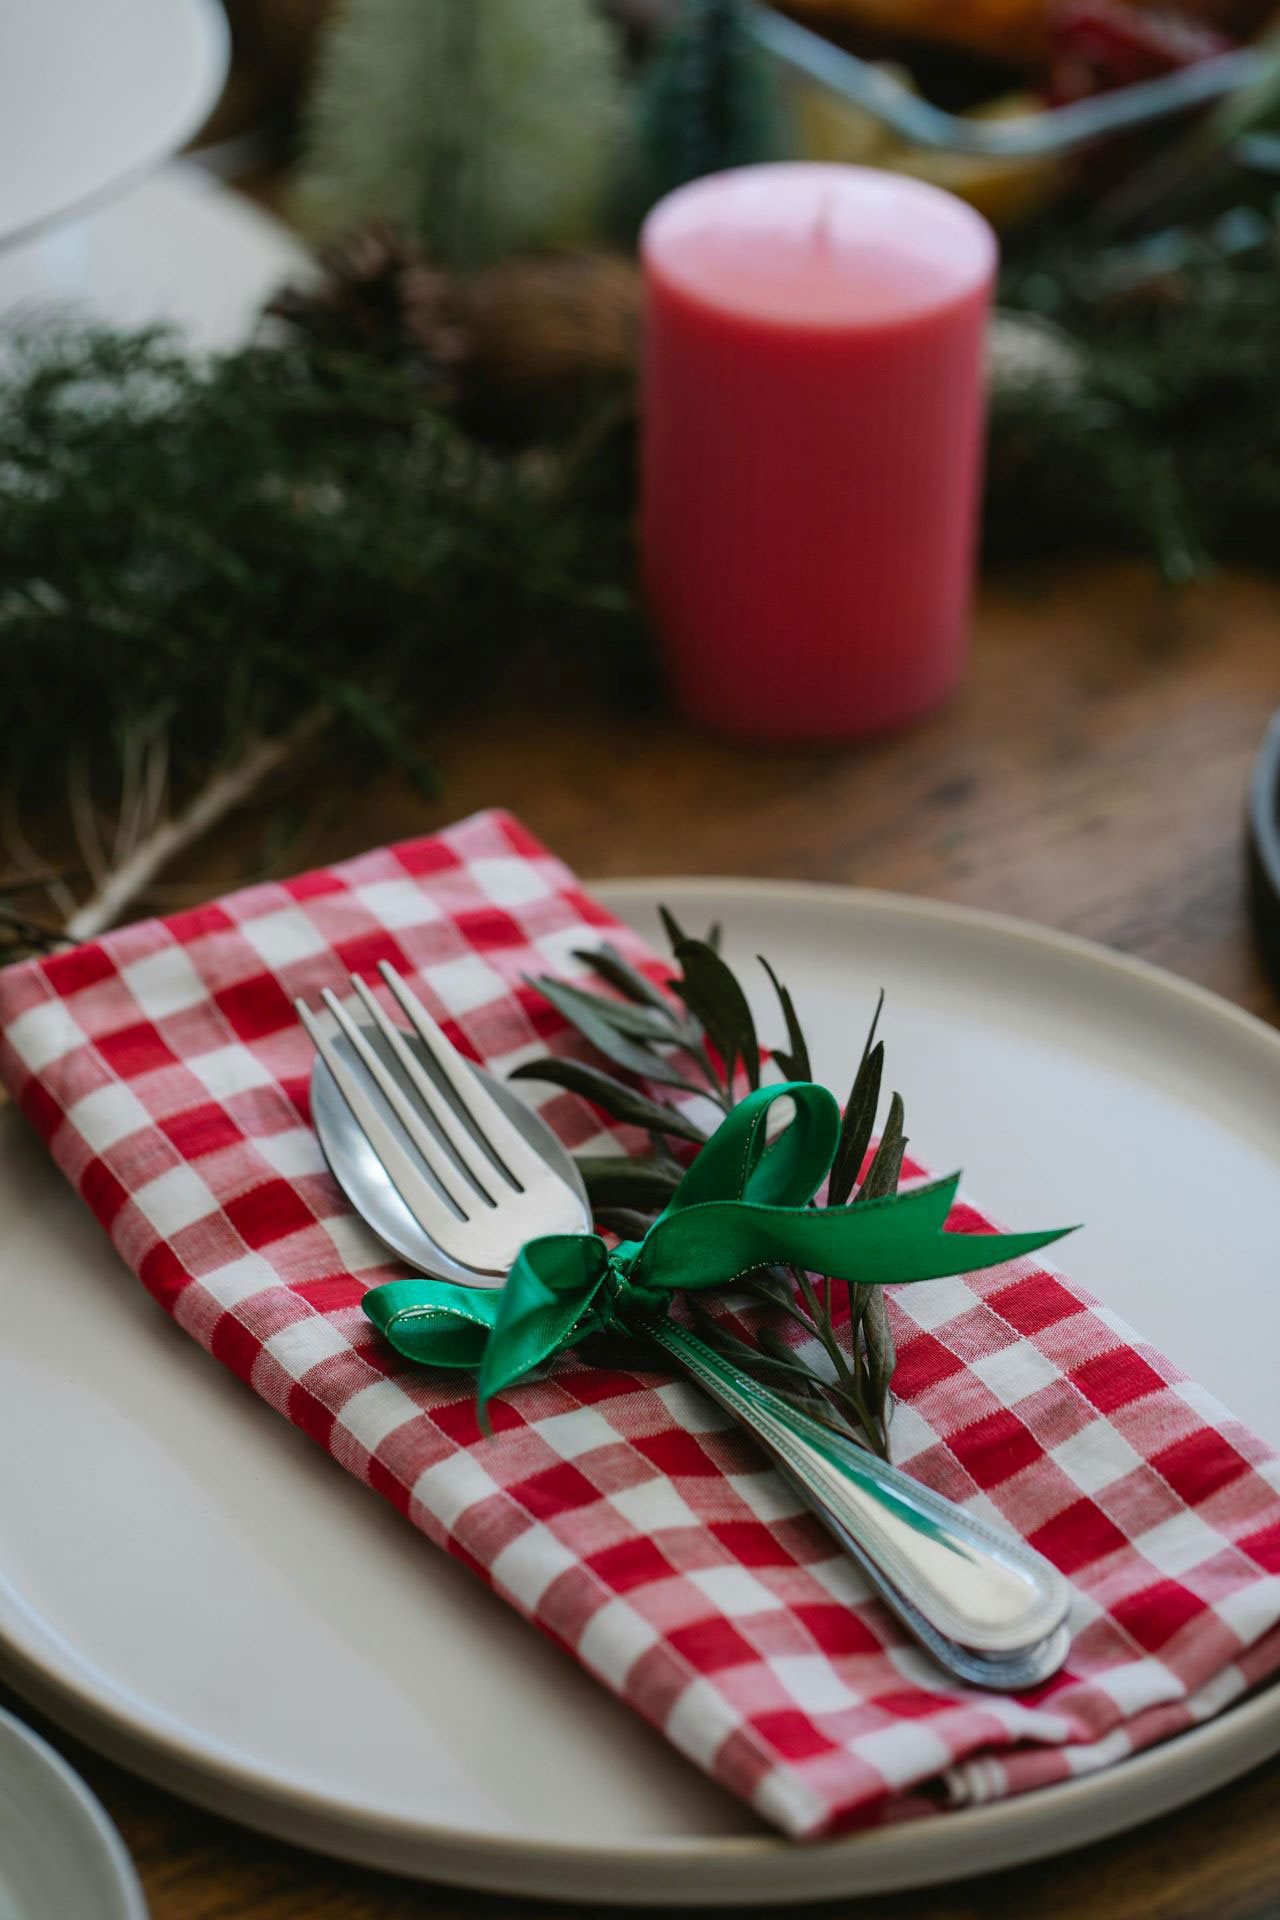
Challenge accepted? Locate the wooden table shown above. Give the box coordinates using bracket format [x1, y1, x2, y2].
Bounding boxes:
[5, 558, 1280, 1919]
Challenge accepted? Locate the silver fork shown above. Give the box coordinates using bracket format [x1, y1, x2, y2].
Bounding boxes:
[295, 967, 584, 1272]
[297, 964, 1072, 1690]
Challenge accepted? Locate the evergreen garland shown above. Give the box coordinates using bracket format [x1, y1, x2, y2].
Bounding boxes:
[0, 324, 639, 920]
[293, 0, 626, 270]
[990, 196, 1280, 580]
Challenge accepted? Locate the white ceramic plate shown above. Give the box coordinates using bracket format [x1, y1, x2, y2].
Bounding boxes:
[0, 1707, 147, 1919]
[0, 0, 228, 251]
[1, 880, 1278, 1906]
[0, 160, 312, 351]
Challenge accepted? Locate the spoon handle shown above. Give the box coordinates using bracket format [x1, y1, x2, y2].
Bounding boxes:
[649, 1319, 1071, 1683]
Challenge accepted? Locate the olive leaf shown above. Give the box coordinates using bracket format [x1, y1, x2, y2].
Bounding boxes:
[847, 1090, 907, 1342]
[509, 1056, 708, 1143]
[527, 974, 703, 1092]
[758, 956, 811, 1083]
[689, 1307, 813, 1385]
[756, 1324, 816, 1377]
[658, 905, 688, 952]
[772, 1391, 877, 1445]
[862, 1288, 897, 1411]
[572, 942, 684, 1018]
[594, 1207, 661, 1242]
[828, 1045, 883, 1206]
[855, 1091, 907, 1204]
[740, 1266, 798, 1310]
[578, 1154, 682, 1211]
[670, 936, 761, 1090]
[530, 975, 677, 1045]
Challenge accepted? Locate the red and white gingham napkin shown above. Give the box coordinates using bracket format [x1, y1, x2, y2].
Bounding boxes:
[2, 809, 1279, 1838]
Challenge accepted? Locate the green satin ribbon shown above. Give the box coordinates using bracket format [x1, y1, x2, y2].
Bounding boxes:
[363, 1081, 1071, 1423]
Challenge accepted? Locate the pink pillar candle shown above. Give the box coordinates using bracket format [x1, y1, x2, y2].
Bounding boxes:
[640, 164, 997, 740]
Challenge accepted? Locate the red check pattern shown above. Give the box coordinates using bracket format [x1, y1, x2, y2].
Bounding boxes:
[2, 808, 1279, 1838]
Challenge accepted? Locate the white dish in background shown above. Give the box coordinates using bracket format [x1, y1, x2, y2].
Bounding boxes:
[0, 879, 1277, 1906]
[0, 0, 227, 252]
[0, 1707, 146, 1920]
[0, 161, 312, 353]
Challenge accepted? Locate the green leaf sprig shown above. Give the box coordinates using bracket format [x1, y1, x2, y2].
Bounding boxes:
[511, 914, 911, 1457]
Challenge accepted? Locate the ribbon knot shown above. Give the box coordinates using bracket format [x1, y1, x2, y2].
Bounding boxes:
[597, 1241, 666, 1322]
[363, 1081, 1070, 1422]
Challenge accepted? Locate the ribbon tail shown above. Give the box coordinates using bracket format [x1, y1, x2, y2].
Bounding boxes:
[799, 1177, 1077, 1285]
[634, 1176, 1075, 1294]
[363, 1278, 503, 1369]
[476, 1233, 612, 1423]
[885, 1220, 1078, 1284]
[363, 1244, 613, 1433]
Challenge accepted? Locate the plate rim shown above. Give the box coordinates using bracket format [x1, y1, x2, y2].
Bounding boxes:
[0, 0, 230, 254]
[4, 1613, 1277, 1901]
[0, 1705, 148, 1920]
[1, 874, 1277, 1903]
[598, 875, 1280, 1064]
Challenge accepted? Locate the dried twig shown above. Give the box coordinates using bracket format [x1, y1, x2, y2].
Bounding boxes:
[68, 755, 109, 887]
[3, 806, 78, 923]
[0, 903, 70, 949]
[64, 708, 328, 942]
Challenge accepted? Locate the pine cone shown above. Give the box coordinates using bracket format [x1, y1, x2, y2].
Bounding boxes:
[461, 251, 641, 387]
[268, 231, 641, 424]
[266, 221, 469, 381]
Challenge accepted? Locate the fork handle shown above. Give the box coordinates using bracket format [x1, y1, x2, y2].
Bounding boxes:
[648, 1319, 1070, 1673]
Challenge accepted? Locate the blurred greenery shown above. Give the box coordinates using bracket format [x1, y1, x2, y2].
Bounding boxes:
[0, 325, 640, 847]
[991, 190, 1280, 581]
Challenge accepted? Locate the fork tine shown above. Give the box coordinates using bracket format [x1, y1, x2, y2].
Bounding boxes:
[320, 989, 477, 1215]
[295, 999, 468, 1247]
[349, 972, 507, 1203]
[378, 963, 551, 1188]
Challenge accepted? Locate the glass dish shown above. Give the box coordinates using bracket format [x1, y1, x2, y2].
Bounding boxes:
[752, 2, 1266, 157]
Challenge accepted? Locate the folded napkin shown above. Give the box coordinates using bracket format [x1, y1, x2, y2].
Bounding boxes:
[3, 808, 1279, 1839]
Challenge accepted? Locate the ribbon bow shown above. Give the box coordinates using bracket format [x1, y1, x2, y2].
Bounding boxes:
[363, 1081, 1070, 1421]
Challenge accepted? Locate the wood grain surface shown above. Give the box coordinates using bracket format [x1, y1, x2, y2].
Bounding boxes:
[4, 558, 1279, 1919]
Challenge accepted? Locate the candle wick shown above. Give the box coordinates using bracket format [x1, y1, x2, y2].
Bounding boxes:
[813, 189, 838, 249]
